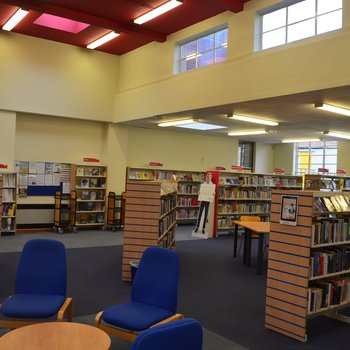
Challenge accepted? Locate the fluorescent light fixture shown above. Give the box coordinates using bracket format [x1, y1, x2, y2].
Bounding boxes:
[315, 103, 350, 117]
[282, 138, 320, 143]
[2, 8, 29, 31]
[176, 123, 227, 130]
[134, 0, 183, 25]
[186, 53, 201, 61]
[228, 130, 267, 136]
[229, 114, 279, 126]
[324, 131, 350, 140]
[158, 119, 194, 127]
[87, 31, 119, 49]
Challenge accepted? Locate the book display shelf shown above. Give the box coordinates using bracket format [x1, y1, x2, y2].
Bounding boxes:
[122, 180, 177, 282]
[303, 174, 350, 191]
[0, 172, 17, 236]
[216, 172, 302, 234]
[126, 167, 205, 224]
[265, 189, 350, 342]
[70, 164, 107, 229]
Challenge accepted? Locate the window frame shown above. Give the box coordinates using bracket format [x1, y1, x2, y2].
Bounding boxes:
[238, 141, 255, 171]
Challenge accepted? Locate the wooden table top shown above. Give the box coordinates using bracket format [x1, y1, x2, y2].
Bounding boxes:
[232, 220, 270, 234]
[0, 322, 111, 350]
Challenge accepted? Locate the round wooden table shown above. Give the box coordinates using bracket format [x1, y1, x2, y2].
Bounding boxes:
[0, 322, 111, 350]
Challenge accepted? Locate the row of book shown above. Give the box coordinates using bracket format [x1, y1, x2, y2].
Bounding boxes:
[312, 219, 350, 245]
[1, 203, 16, 217]
[79, 178, 106, 188]
[313, 195, 350, 213]
[77, 213, 104, 224]
[218, 187, 271, 200]
[159, 228, 175, 248]
[217, 203, 271, 215]
[308, 278, 350, 313]
[77, 202, 104, 212]
[1, 217, 15, 232]
[177, 209, 198, 220]
[2, 174, 16, 187]
[76, 167, 105, 177]
[1, 188, 16, 202]
[160, 195, 177, 216]
[219, 176, 301, 187]
[159, 211, 177, 237]
[178, 196, 199, 207]
[217, 216, 239, 229]
[155, 171, 203, 182]
[80, 190, 105, 200]
[178, 184, 200, 194]
[310, 247, 350, 278]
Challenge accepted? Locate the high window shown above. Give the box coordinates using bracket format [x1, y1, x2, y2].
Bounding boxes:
[294, 140, 337, 174]
[238, 141, 255, 171]
[259, 0, 342, 50]
[176, 26, 228, 73]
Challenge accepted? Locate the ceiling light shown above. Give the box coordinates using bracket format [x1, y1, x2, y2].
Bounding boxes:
[186, 53, 201, 61]
[229, 114, 278, 126]
[2, 8, 29, 31]
[315, 103, 350, 117]
[134, 0, 183, 25]
[324, 131, 350, 140]
[158, 119, 194, 127]
[282, 138, 320, 143]
[87, 31, 119, 49]
[228, 130, 267, 136]
[177, 123, 226, 130]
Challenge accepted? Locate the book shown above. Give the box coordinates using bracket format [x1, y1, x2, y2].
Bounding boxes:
[89, 178, 98, 188]
[81, 191, 90, 200]
[84, 168, 93, 176]
[90, 191, 97, 200]
[76, 168, 84, 176]
[92, 168, 100, 176]
[80, 178, 89, 188]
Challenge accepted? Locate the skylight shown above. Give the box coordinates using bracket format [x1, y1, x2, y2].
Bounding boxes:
[34, 14, 89, 33]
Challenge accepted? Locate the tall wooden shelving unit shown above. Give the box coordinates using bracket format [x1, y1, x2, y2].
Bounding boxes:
[0, 172, 18, 236]
[70, 164, 107, 230]
[265, 189, 350, 342]
[126, 167, 204, 225]
[215, 172, 302, 235]
[122, 180, 177, 282]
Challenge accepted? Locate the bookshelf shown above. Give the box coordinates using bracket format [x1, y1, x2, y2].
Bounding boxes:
[265, 189, 350, 342]
[0, 172, 17, 236]
[121, 180, 177, 282]
[70, 164, 107, 229]
[215, 172, 302, 235]
[126, 167, 205, 224]
[106, 192, 123, 231]
[303, 174, 350, 191]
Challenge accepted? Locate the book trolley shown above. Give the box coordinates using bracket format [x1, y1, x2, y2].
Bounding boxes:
[106, 191, 123, 231]
[53, 191, 77, 233]
[121, 180, 177, 282]
[265, 189, 350, 342]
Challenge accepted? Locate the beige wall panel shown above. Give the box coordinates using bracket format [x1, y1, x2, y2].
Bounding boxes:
[0, 111, 16, 170]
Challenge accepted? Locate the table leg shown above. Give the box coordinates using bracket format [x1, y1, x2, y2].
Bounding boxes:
[257, 234, 264, 275]
[246, 229, 252, 267]
[233, 224, 238, 258]
[243, 228, 248, 265]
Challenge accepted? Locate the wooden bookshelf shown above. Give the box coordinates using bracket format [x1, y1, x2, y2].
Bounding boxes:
[70, 164, 107, 229]
[303, 174, 350, 191]
[0, 172, 17, 236]
[265, 190, 350, 342]
[126, 167, 204, 225]
[121, 180, 177, 282]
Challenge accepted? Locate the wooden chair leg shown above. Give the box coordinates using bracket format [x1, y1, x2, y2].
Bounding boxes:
[57, 297, 73, 321]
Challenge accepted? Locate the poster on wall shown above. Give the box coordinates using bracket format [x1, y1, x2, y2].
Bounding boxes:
[280, 195, 298, 226]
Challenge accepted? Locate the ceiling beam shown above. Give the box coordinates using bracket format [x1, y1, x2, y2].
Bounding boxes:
[2, 0, 166, 42]
[216, 0, 244, 13]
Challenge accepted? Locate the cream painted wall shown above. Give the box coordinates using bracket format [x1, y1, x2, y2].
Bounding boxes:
[15, 113, 108, 164]
[254, 143, 273, 173]
[0, 110, 16, 171]
[0, 33, 119, 121]
[336, 141, 350, 174]
[126, 127, 238, 171]
[115, 0, 350, 122]
[272, 143, 294, 175]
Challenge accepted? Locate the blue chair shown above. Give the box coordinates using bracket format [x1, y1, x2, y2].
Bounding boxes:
[95, 246, 184, 341]
[0, 239, 72, 329]
[131, 318, 203, 350]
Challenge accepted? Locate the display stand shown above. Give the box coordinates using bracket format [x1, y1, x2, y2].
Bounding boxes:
[0, 172, 17, 236]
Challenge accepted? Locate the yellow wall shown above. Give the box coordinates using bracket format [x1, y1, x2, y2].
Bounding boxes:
[0, 110, 16, 171]
[336, 141, 350, 174]
[0, 33, 119, 121]
[272, 143, 294, 174]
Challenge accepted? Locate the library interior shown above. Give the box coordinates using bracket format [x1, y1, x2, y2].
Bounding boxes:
[1, 0, 350, 349]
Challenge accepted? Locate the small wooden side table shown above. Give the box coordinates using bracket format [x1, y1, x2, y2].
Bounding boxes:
[0, 322, 111, 350]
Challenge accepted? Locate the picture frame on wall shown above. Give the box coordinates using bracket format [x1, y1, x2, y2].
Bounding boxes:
[280, 195, 298, 226]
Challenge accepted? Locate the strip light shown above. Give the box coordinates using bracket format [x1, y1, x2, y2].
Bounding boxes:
[134, 0, 183, 25]
[229, 114, 278, 126]
[324, 131, 350, 140]
[2, 8, 29, 31]
[228, 130, 267, 136]
[282, 138, 320, 143]
[87, 31, 119, 49]
[158, 119, 194, 127]
[315, 103, 350, 117]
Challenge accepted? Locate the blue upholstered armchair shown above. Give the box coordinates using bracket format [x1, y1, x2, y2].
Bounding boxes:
[0, 239, 72, 329]
[131, 318, 203, 350]
[95, 246, 184, 341]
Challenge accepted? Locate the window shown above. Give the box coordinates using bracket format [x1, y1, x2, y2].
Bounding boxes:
[177, 27, 228, 73]
[260, 0, 342, 50]
[238, 141, 255, 171]
[294, 140, 337, 174]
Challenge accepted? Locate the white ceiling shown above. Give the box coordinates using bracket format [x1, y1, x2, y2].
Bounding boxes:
[119, 85, 350, 143]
